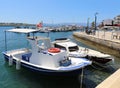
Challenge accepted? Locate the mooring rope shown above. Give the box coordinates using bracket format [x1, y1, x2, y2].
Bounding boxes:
[80, 67, 84, 88]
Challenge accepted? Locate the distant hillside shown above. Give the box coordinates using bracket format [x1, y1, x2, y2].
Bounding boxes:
[0, 22, 35, 27]
[0, 22, 87, 27]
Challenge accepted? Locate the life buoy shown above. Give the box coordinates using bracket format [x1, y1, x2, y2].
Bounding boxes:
[48, 48, 61, 53]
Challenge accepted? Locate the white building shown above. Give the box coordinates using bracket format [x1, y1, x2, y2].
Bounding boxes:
[102, 19, 113, 26]
[114, 15, 120, 24]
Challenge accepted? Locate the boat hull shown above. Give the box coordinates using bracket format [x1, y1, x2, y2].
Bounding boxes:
[86, 55, 113, 64]
[3, 54, 83, 77]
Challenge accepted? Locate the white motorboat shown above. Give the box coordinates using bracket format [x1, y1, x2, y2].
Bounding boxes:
[53, 38, 87, 58]
[53, 38, 114, 64]
[3, 29, 92, 76]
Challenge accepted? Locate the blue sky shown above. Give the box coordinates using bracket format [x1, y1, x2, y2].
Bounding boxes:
[0, 0, 120, 24]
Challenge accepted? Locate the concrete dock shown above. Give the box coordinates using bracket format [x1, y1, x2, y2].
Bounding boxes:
[73, 31, 120, 57]
[96, 69, 120, 88]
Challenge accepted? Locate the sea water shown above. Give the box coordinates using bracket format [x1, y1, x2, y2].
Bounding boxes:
[0, 27, 120, 88]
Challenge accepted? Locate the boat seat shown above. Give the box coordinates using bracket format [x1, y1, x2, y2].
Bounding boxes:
[59, 58, 71, 66]
[22, 53, 32, 62]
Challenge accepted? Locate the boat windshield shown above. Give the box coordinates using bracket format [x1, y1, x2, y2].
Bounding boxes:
[69, 46, 79, 52]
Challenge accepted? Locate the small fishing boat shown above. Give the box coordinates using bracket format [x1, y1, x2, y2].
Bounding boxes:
[53, 38, 114, 64]
[2, 29, 91, 76]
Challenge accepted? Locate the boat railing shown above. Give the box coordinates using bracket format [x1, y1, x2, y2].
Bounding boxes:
[79, 48, 89, 54]
[6, 48, 30, 55]
[53, 39, 70, 43]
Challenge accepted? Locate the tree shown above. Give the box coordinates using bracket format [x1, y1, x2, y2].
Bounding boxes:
[91, 21, 95, 28]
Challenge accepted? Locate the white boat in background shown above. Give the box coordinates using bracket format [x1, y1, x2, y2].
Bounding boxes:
[53, 38, 114, 64]
[53, 38, 87, 58]
[3, 29, 92, 76]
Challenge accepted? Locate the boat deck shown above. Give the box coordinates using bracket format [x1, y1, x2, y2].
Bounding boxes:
[96, 69, 120, 88]
[78, 46, 111, 58]
[5, 48, 30, 56]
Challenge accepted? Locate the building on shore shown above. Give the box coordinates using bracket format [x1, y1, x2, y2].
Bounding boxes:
[99, 15, 120, 30]
[114, 15, 120, 25]
[102, 19, 113, 26]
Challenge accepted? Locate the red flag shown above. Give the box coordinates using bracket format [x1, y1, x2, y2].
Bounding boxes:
[36, 22, 43, 28]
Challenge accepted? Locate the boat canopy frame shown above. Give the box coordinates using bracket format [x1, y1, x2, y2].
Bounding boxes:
[4, 28, 39, 51]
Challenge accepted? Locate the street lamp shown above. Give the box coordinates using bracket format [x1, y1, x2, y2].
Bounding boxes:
[87, 18, 90, 31]
[95, 12, 98, 31]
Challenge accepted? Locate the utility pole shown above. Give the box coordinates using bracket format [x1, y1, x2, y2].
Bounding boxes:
[87, 18, 90, 31]
[95, 12, 98, 35]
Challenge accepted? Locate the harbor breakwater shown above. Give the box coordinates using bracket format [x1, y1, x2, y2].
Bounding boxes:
[73, 31, 120, 57]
